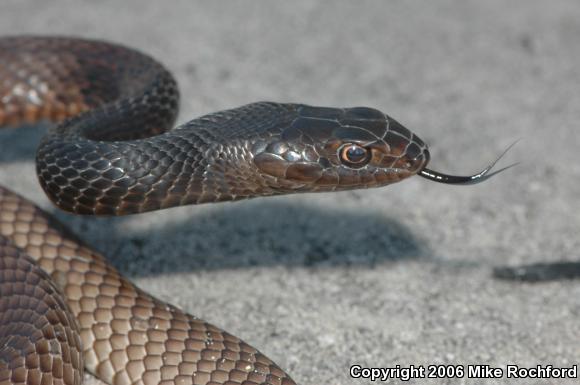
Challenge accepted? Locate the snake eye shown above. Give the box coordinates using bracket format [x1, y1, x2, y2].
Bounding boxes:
[339, 144, 370, 168]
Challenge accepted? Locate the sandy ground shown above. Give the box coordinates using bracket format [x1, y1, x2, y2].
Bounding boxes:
[1, 1, 580, 384]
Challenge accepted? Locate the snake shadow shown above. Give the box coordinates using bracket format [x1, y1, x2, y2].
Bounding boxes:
[0, 124, 47, 163]
[493, 261, 580, 282]
[53, 200, 429, 277]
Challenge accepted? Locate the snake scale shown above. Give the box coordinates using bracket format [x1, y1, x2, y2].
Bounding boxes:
[0, 36, 508, 385]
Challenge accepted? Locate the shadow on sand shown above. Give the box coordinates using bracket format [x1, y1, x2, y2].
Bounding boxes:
[52, 200, 428, 276]
[494, 261, 580, 282]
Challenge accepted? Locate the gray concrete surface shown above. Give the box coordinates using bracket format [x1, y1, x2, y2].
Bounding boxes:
[1, 1, 580, 384]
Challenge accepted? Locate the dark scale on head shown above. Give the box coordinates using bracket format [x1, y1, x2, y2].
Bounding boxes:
[251, 104, 430, 192]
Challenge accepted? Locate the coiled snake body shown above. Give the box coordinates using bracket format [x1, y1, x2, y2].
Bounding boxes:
[0, 36, 506, 385]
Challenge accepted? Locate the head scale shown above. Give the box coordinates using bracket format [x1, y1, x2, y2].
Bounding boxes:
[252, 105, 430, 192]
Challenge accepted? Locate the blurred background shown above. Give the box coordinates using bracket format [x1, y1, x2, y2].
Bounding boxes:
[1, 1, 579, 384]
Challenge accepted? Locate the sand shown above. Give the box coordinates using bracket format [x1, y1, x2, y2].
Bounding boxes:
[1, 1, 579, 384]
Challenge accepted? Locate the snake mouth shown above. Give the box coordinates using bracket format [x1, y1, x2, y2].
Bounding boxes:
[418, 141, 519, 185]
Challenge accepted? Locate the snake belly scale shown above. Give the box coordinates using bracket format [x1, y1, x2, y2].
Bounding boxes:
[0, 36, 506, 385]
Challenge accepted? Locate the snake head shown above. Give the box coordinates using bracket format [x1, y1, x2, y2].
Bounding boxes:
[253, 105, 429, 192]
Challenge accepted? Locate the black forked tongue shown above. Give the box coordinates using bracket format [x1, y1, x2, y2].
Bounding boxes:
[419, 140, 519, 185]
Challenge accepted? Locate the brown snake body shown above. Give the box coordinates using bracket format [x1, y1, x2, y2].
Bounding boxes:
[0, 36, 508, 385]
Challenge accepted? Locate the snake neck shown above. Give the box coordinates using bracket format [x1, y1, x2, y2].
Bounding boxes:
[37, 103, 299, 215]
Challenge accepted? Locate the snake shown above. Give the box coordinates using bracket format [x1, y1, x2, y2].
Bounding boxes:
[0, 36, 511, 385]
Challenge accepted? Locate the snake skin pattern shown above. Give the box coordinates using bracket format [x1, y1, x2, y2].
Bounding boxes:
[0, 187, 294, 385]
[0, 36, 431, 385]
[0, 238, 83, 385]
